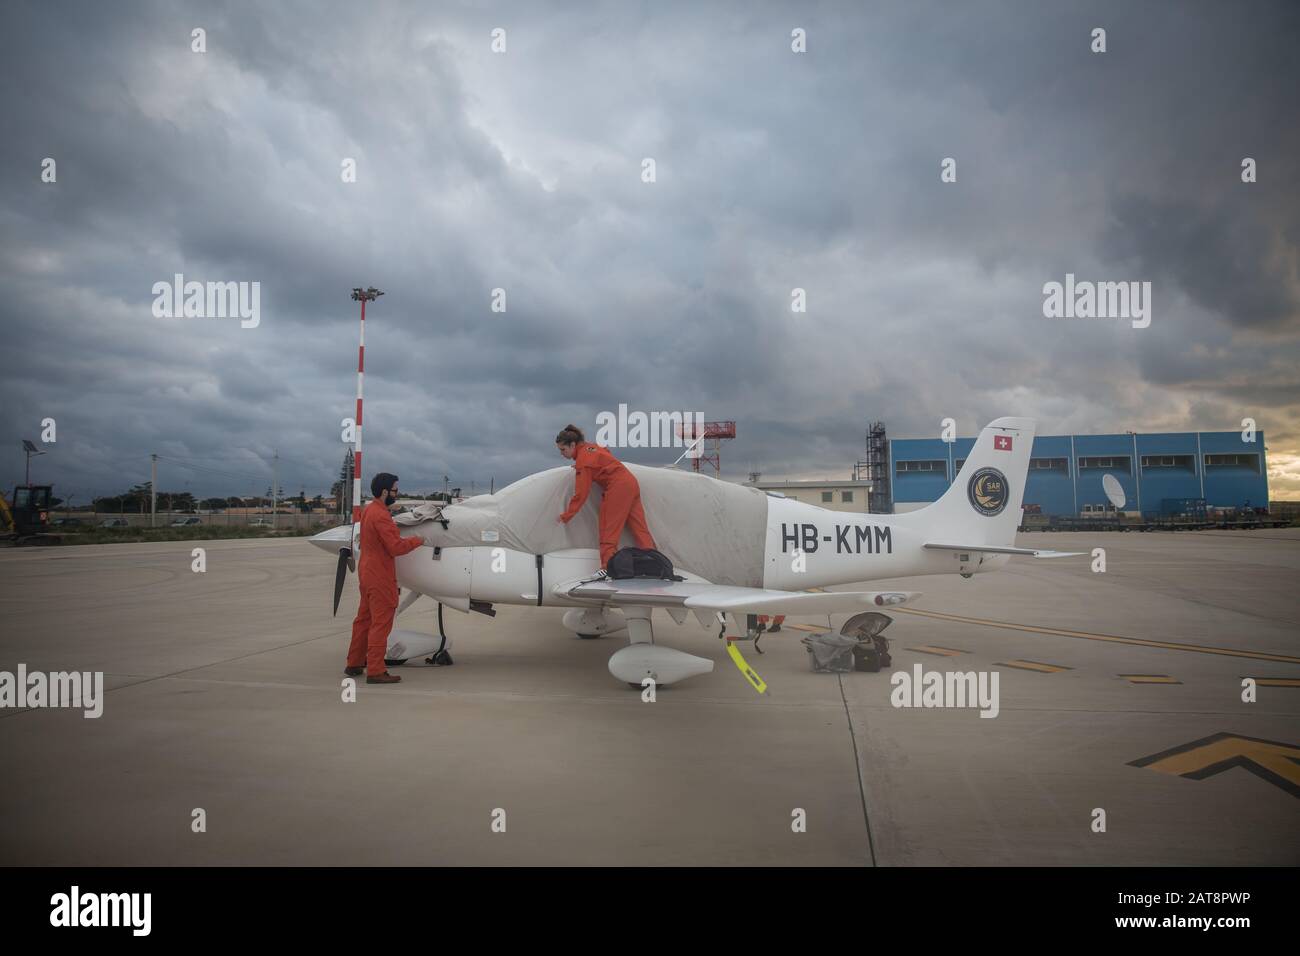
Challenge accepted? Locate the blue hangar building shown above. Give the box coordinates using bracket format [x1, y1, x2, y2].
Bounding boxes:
[889, 430, 1269, 517]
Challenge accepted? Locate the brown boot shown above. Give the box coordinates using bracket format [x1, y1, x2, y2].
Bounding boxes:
[344, 666, 365, 677]
[366, 672, 402, 684]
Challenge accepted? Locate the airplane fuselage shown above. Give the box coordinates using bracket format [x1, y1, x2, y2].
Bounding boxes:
[360, 493, 1009, 612]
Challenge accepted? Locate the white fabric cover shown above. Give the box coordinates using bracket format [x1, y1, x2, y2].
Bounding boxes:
[399, 464, 770, 586]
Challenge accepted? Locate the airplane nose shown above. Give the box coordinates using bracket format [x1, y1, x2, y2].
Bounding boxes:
[308, 524, 353, 554]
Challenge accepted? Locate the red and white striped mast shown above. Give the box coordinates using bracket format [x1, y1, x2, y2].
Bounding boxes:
[349, 287, 384, 532]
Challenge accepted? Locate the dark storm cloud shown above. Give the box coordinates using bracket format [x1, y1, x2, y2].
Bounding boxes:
[1, 0, 1297, 502]
[1106, 197, 1297, 331]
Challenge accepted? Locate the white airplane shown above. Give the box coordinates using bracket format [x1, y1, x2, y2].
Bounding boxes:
[309, 416, 1081, 687]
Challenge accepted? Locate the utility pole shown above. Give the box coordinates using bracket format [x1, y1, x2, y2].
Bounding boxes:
[345, 451, 353, 519]
[150, 454, 157, 528]
[1129, 431, 1143, 515]
[271, 450, 278, 530]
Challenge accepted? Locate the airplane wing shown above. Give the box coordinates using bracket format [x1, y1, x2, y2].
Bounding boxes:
[923, 542, 1084, 558]
[561, 578, 920, 614]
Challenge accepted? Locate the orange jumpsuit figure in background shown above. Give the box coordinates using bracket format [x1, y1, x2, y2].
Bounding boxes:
[347, 474, 423, 682]
[556, 424, 656, 568]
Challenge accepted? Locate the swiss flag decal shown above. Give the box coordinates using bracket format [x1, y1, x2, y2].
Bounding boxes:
[994, 435, 1013, 451]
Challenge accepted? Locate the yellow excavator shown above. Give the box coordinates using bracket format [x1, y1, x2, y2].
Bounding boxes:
[1, 484, 61, 545]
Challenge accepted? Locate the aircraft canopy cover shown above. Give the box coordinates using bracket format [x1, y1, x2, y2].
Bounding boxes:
[399, 464, 769, 586]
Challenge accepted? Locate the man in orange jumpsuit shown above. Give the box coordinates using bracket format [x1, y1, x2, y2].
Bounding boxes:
[555, 424, 657, 574]
[345, 472, 424, 684]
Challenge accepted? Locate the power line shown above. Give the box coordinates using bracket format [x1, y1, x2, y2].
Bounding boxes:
[156, 456, 263, 480]
[154, 456, 271, 485]
[163, 452, 331, 477]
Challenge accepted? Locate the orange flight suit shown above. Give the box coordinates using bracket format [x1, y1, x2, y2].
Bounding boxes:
[559, 443, 657, 566]
[347, 498, 423, 676]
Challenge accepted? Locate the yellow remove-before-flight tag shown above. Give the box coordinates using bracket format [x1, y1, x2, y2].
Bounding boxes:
[726, 641, 768, 695]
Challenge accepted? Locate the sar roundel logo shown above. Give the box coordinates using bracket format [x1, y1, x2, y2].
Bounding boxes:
[967, 467, 1009, 517]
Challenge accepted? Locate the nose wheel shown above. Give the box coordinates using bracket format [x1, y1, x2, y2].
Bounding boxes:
[422, 602, 453, 665]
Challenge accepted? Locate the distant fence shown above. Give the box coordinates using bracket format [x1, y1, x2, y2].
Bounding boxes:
[52, 511, 346, 531]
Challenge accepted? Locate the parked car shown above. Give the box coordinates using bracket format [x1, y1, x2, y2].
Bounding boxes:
[50, 517, 85, 527]
[170, 516, 202, 527]
[100, 518, 130, 528]
[249, 518, 275, 527]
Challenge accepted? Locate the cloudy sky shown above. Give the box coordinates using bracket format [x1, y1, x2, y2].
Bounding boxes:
[2, 0, 1297, 504]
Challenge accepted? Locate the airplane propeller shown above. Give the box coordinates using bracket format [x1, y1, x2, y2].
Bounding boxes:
[396, 588, 422, 615]
[332, 547, 352, 616]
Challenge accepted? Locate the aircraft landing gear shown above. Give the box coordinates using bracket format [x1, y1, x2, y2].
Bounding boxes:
[385, 602, 453, 667]
[563, 607, 625, 639]
[425, 603, 453, 665]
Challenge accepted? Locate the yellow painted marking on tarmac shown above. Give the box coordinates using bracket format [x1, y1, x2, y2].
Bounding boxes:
[726, 641, 768, 695]
[1251, 678, 1300, 688]
[1120, 674, 1182, 684]
[1129, 733, 1300, 798]
[907, 645, 967, 657]
[785, 623, 830, 633]
[892, 607, 1300, 664]
[998, 659, 1072, 673]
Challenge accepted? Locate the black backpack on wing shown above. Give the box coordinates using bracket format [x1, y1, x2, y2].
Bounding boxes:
[606, 547, 685, 581]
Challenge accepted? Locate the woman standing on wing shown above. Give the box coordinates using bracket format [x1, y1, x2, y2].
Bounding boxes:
[555, 424, 657, 578]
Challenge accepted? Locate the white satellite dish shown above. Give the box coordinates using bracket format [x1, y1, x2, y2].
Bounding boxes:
[1101, 473, 1126, 509]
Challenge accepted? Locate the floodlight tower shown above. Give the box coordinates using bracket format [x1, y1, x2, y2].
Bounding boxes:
[21, 439, 45, 486]
[678, 421, 736, 479]
[349, 286, 384, 527]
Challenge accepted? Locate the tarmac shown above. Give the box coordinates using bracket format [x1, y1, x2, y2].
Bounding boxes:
[1, 529, 1297, 865]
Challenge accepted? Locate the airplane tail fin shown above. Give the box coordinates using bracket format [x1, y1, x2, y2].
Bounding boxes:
[898, 417, 1036, 549]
